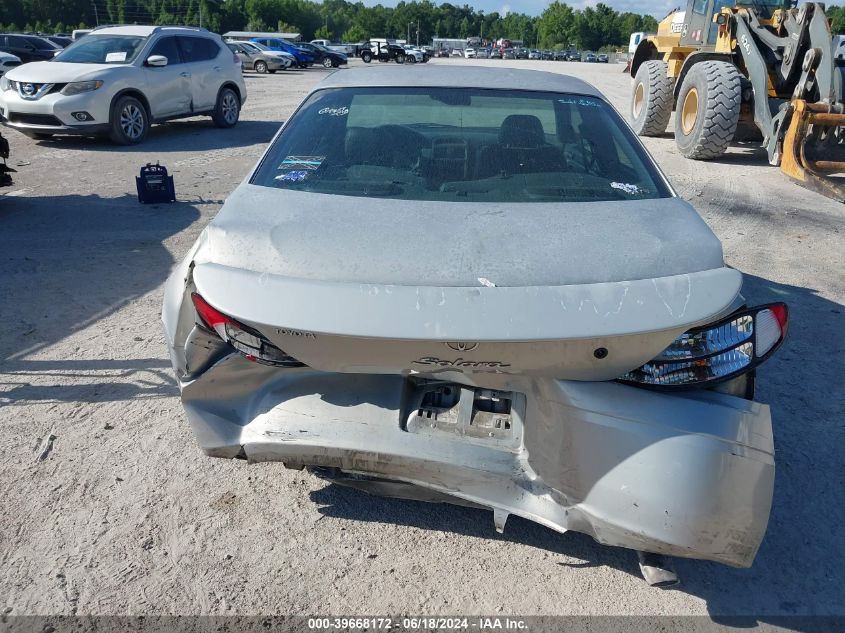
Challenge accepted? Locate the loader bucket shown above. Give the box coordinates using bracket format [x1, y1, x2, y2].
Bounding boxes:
[780, 100, 845, 203]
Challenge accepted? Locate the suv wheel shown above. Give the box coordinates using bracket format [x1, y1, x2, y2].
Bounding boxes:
[322, 57, 333, 69]
[212, 87, 240, 128]
[361, 51, 372, 63]
[109, 95, 148, 145]
[396, 53, 405, 64]
[254, 60, 268, 74]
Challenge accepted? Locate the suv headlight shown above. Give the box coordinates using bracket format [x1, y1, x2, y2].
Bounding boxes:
[60, 80, 104, 96]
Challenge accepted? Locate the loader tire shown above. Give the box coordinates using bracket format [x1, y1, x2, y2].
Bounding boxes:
[674, 60, 741, 160]
[630, 60, 672, 137]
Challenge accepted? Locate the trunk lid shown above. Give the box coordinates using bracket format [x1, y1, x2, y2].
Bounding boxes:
[191, 185, 741, 379]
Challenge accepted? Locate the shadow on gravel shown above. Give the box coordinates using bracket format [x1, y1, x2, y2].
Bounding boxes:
[0, 358, 177, 404]
[716, 143, 771, 166]
[30, 119, 282, 153]
[309, 272, 844, 623]
[0, 193, 200, 364]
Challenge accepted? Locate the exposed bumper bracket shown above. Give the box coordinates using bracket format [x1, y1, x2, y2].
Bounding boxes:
[637, 551, 680, 588]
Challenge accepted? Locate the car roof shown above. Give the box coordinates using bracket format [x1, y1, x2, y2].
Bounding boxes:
[6, 33, 51, 40]
[88, 25, 212, 37]
[315, 65, 603, 97]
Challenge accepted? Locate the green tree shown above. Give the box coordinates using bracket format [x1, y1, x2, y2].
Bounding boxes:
[537, 1, 574, 48]
[313, 24, 330, 39]
[459, 16, 469, 38]
[277, 19, 297, 33]
[829, 6, 845, 33]
[342, 24, 367, 42]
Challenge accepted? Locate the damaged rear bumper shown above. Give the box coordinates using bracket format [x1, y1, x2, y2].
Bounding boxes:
[179, 351, 775, 568]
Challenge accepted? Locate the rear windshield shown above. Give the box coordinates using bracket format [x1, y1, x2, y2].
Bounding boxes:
[55, 34, 147, 64]
[251, 87, 672, 203]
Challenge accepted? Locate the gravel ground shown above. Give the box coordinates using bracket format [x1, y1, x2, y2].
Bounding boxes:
[1, 58, 843, 620]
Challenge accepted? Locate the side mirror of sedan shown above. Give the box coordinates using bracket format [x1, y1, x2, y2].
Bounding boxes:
[146, 55, 168, 67]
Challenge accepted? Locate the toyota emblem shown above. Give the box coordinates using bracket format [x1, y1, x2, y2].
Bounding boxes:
[22, 83, 36, 96]
[446, 342, 478, 352]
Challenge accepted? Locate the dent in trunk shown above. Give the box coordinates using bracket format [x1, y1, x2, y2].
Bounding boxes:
[189, 262, 743, 380]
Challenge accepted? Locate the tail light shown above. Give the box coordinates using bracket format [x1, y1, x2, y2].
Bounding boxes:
[619, 303, 788, 389]
[191, 292, 304, 367]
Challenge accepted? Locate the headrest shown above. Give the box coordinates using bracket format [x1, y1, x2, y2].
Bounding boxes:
[499, 114, 545, 148]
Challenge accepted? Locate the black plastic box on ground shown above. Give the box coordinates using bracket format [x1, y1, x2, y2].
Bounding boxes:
[136, 163, 175, 203]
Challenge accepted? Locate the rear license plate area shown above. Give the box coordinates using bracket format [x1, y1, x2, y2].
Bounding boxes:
[403, 379, 525, 450]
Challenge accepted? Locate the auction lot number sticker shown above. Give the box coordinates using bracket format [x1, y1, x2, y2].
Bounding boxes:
[308, 617, 528, 631]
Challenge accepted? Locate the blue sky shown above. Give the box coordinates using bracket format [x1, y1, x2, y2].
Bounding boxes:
[363, 0, 677, 18]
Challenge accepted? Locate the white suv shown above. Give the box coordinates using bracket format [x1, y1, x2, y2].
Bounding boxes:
[0, 25, 246, 144]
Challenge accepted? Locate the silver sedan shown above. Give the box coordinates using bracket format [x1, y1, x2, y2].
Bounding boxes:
[227, 40, 292, 73]
[163, 66, 788, 585]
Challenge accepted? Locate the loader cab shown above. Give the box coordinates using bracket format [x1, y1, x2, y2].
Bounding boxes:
[680, 0, 791, 48]
[680, 0, 735, 48]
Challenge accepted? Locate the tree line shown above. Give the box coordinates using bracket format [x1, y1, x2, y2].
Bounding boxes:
[0, 1, 843, 51]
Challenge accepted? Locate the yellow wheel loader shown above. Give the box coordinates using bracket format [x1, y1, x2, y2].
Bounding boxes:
[629, 1, 845, 201]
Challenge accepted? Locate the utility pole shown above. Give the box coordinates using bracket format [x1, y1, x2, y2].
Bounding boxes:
[92, 1, 99, 26]
[416, 20, 419, 47]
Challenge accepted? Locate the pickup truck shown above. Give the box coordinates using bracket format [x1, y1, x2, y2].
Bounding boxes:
[359, 40, 407, 64]
[310, 40, 356, 56]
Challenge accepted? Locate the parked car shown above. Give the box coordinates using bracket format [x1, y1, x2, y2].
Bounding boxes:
[296, 41, 348, 68]
[597, 53, 609, 63]
[0, 34, 60, 63]
[489, 47, 502, 59]
[251, 37, 314, 68]
[0, 25, 246, 144]
[464, 47, 476, 59]
[0, 52, 21, 78]
[46, 35, 73, 48]
[516, 48, 529, 59]
[360, 40, 406, 64]
[310, 39, 356, 56]
[436, 48, 451, 58]
[503, 48, 515, 59]
[585, 52, 598, 62]
[554, 50, 568, 61]
[476, 48, 491, 59]
[528, 49, 540, 60]
[163, 65, 789, 582]
[228, 41, 292, 73]
[567, 50, 581, 61]
[402, 45, 427, 63]
[541, 49, 554, 60]
[450, 48, 464, 57]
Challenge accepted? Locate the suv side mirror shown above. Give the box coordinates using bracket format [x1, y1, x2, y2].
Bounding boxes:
[146, 55, 168, 67]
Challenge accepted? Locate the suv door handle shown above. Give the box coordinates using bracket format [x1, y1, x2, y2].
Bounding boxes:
[213, 66, 222, 71]
[180, 71, 191, 77]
